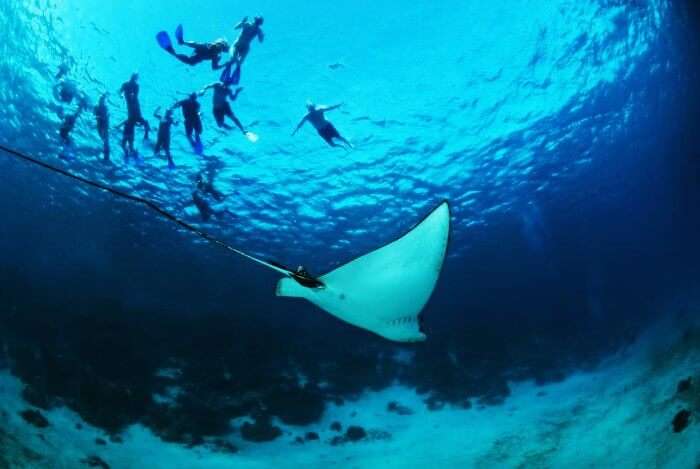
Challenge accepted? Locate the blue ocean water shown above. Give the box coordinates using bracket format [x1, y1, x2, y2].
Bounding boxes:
[1, 0, 700, 466]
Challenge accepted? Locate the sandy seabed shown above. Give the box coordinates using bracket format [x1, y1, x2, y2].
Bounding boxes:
[1, 315, 698, 469]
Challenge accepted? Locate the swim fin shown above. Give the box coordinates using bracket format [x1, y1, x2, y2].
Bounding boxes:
[175, 24, 184, 45]
[193, 140, 204, 155]
[156, 31, 175, 54]
[230, 63, 241, 85]
[220, 62, 241, 86]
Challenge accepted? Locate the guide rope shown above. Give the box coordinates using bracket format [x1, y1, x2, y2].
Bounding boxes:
[0, 143, 294, 277]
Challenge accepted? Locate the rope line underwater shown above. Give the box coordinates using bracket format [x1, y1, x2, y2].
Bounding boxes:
[0, 143, 322, 285]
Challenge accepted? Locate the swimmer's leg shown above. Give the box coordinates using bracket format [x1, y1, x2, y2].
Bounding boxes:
[164, 141, 174, 168]
[214, 110, 229, 129]
[228, 111, 246, 134]
[137, 117, 150, 140]
[335, 135, 353, 149]
[321, 134, 339, 147]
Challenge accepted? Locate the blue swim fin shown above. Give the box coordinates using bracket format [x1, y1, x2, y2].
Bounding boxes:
[156, 31, 174, 53]
[230, 63, 241, 85]
[175, 24, 184, 45]
[220, 62, 241, 86]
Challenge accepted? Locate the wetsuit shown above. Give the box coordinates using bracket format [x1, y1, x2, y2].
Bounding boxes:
[211, 84, 244, 131]
[232, 21, 263, 65]
[154, 113, 175, 166]
[192, 190, 213, 221]
[121, 119, 136, 157]
[172, 43, 225, 68]
[55, 79, 78, 104]
[120, 80, 150, 139]
[175, 97, 202, 148]
[94, 101, 109, 160]
[59, 107, 83, 145]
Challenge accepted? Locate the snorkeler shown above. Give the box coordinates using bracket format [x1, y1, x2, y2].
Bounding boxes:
[94, 93, 110, 161]
[191, 188, 234, 222]
[59, 101, 86, 150]
[195, 172, 225, 201]
[116, 118, 137, 161]
[156, 25, 229, 70]
[231, 16, 264, 66]
[153, 106, 177, 168]
[199, 82, 251, 137]
[217, 16, 265, 85]
[53, 64, 85, 105]
[172, 93, 203, 154]
[119, 73, 151, 140]
[292, 102, 352, 149]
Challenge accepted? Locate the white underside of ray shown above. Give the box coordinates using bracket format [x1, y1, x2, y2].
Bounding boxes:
[276, 202, 450, 342]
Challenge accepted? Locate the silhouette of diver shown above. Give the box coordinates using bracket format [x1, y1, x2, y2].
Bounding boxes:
[59, 101, 86, 148]
[172, 93, 204, 154]
[195, 172, 225, 201]
[199, 82, 248, 134]
[218, 16, 265, 85]
[116, 118, 138, 161]
[120, 72, 150, 140]
[153, 106, 177, 168]
[53, 64, 85, 105]
[94, 93, 110, 161]
[157, 25, 229, 70]
[191, 186, 234, 222]
[231, 16, 264, 66]
[292, 101, 352, 149]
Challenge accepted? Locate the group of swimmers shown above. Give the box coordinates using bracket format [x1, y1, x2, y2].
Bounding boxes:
[55, 15, 352, 168]
[53, 15, 353, 219]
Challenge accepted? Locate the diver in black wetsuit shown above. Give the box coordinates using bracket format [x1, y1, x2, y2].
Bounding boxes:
[119, 73, 150, 140]
[116, 118, 137, 160]
[199, 82, 247, 134]
[157, 25, 229, 70]
[53, 64, 84, 105]
[59, 102, 85, 147]
[195, 172, 225, 201]
[94, 93, 110, 160]
[172, 93, 203, 153]
[153, 106, 177, 168]
[191, 188, 234, 222]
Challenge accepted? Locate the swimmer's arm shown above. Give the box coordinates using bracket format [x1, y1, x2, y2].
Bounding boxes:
[230, 87, 244, 101]
[292, 116, 308, 135]
[211, 56, 226, 70]
[153, 106, 162, 119]
[234, 17, 248, 29]
[198, 84, 216, 96]
[258, 29, 265, 43]
[320, 103, 343, 112]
